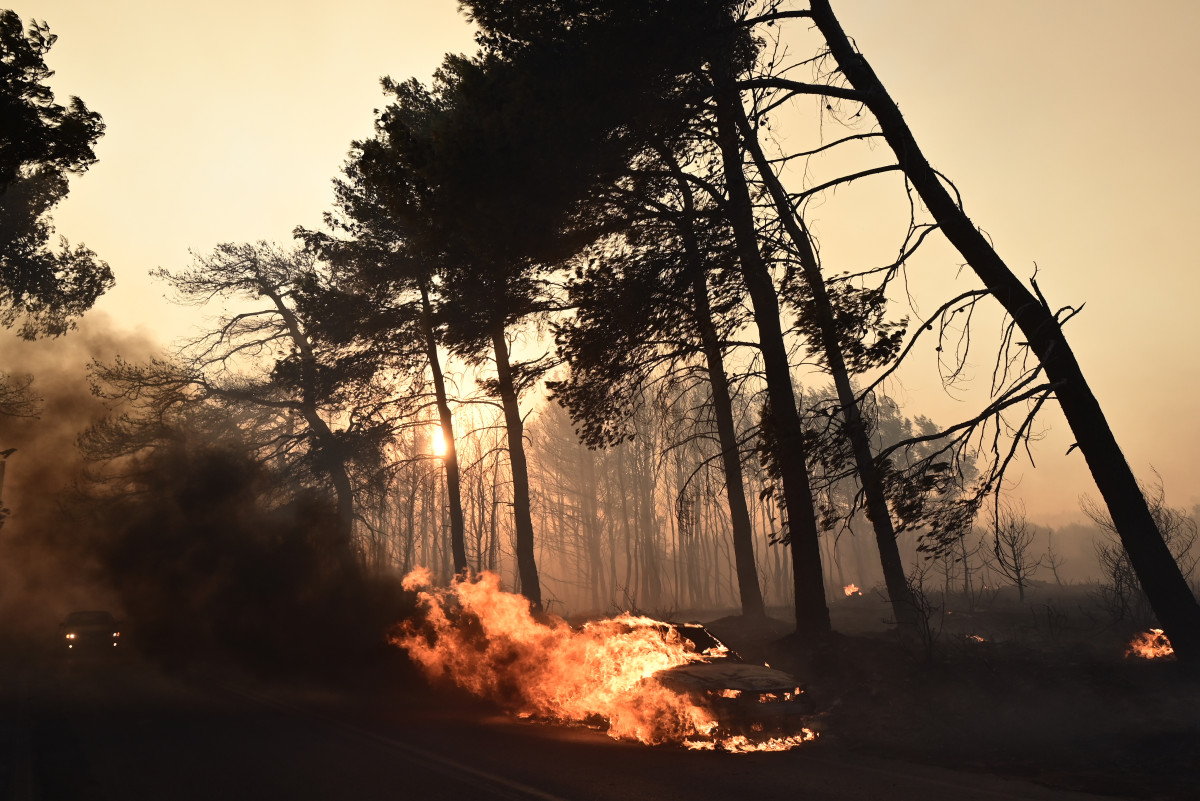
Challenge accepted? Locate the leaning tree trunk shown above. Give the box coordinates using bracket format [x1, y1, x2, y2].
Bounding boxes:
[733, 103, 920, 629]
[712, 64, 831, 639]
[419, 279, 468, 575]
[810, 0, 1200, 662]
[490, 322, 543, 611]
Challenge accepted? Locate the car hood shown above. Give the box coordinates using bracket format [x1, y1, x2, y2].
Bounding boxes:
[653, 662, 801, 694]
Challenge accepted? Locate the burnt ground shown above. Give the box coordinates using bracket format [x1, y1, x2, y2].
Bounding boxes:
[705, 584, 1200, 801]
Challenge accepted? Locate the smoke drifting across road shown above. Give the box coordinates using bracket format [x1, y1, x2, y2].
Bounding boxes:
[0, 315, 404, 670]
[0, 315, 159, 643]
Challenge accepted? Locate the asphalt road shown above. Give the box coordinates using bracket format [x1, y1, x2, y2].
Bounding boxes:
[0, 650, 1115, 801]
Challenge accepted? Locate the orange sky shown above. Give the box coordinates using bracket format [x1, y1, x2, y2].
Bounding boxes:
[11, 0, 1200, 525]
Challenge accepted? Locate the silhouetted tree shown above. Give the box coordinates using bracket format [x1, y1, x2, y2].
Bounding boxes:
[90, 243, 397, 569]
[551, 189, 768, 617]
[345, 10, 710, 606]
[808, 0, 1200, 662]
[988, 503, 1041, 602]
[729, 89, 919, 628]
[0, 11, 111, 339]
[462, 0, 835, 635]
[298, 78, 472, 575]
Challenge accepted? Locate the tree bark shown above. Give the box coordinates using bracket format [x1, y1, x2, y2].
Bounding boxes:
[711, 64, 831, 638]
[419, 279, 468, 575]
[810, 0, 1200, 662]
[490, 323, 543, 611]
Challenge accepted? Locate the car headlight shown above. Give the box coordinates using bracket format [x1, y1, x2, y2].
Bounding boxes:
[65, 633, 76, 639]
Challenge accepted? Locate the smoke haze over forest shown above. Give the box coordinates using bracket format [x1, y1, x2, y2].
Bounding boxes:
[7, 0, 1197, 531]
[4, 4, 1200, 798]
[0, 1, 1197, 629]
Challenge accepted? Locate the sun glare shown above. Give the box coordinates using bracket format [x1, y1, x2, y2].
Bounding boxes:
[431, 424, 447, 457]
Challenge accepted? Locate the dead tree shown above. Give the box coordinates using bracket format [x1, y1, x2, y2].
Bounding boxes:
[988, 503, 1041, 602]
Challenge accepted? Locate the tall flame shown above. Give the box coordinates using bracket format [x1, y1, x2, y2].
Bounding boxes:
[1126, 628, 1175, 659]
[393, 568, 815, 751]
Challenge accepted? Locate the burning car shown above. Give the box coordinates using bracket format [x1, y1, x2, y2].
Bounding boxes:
[642, 622, 816, 741]
[60, 610, 121, 653]
[395, 569, 817, 750]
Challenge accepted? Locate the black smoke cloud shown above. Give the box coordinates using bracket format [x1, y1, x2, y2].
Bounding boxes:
[0, 314, 157, 643]
[0, 315, 403, 671]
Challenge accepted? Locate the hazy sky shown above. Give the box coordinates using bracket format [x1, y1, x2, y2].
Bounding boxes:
[10, 1, 1200, 525]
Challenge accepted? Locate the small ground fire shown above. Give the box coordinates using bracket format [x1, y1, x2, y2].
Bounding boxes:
[1126, 628, 1175, 659]
[393, 568, 816, 751]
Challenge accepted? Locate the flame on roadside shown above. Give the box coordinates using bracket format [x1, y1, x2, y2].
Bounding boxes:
[1126, 628, 1175, 659]
[393, 568, 816, 751]
[843, 583, 861, 596]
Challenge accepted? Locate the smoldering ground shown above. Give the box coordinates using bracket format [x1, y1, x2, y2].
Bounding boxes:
[0, 317, 406, 673]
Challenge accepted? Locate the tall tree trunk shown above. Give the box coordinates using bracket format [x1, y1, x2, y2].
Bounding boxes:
[693, 289, 768, 618]
[401, 467, 418, 574]
[637, 452, 661, 609]
[664, 147, 767, 617]
[578, 445, 606, 610]
[712, 65, 831, 638]
[419, 280, 468, 575]
[488, 460, 501, 571]
[616, 446, 636, 606]
[810, 0, 1200, 661]
[490, 324, 542, 610]
[733, 103, 919, 628]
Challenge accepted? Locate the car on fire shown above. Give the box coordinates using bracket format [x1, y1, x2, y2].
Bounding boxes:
[647, 622, 815, 738]
[59, 610, 122, 653]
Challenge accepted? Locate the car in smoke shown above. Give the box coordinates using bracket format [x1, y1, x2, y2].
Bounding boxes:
[60, 610, 122, 653]
[648, 622, 815, 738]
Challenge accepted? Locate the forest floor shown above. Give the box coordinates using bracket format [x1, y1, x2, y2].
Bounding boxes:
[704, 584, 1200, 801]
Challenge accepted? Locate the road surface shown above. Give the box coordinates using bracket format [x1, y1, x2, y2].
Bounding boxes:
[0, 650, 1113, 801]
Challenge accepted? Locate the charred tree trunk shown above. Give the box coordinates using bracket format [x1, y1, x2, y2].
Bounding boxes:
[419, 279, 468, 575]
[810, 0, 1200, 661]
[490, 324, 542, 611]
[733, 104, 920, 629]
[711, 64, 831, 638]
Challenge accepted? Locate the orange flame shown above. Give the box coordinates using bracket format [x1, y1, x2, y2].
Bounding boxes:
[393, 569, 815, 751]
[843, 583, 861, 596]
[1126, 628, 1175, 659]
